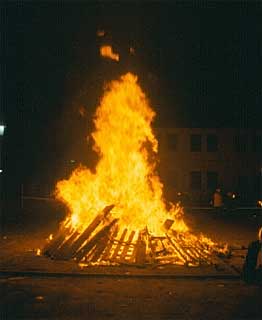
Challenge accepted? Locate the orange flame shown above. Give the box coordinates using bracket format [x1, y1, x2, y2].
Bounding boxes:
[56, 73, 188, 235]
[100, 45, 120, 62]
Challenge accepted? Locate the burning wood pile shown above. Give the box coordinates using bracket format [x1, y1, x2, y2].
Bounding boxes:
[44, 73, 227, 267]
[44, 204, 225, 266]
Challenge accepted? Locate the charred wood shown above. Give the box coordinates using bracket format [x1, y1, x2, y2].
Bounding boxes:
[74, 218, 118, 262]
[62, 205, 114, 259]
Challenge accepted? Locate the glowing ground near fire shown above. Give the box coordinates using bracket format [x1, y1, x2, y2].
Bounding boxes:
[44, 73, 228, 266]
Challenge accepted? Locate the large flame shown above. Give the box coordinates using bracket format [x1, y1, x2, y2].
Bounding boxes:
[56, 73, 188, 235]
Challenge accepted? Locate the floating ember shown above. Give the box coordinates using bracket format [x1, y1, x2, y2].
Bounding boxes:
[100, 45, 119, 61]
[44, 73, 227, 266]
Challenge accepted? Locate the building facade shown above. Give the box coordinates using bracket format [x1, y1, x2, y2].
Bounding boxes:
[156, 127, 262, 205]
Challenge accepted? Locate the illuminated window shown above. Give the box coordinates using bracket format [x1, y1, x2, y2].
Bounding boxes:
[190, 171, 201, 190]
[190, 134, 201, 152]
[207, 134, 218, 152]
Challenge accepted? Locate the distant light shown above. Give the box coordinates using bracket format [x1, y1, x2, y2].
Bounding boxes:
[0, 125, 5, 136]
[97, 29, 105, 37]
[258, 200, 262, 208]
[70, 160, 76, 164]
[129, 47, 135, 55]
[232, 194, 236, 199]
[0, 169, 2, 173]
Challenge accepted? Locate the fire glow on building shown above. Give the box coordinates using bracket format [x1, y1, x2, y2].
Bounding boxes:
[44, 45, 227, 267]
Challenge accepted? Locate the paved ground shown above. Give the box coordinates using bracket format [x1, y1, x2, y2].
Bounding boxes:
[0, 204, 261, 319]
[1, 276, 262, 320]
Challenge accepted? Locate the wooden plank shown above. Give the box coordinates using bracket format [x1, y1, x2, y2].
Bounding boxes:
[146, 235, 157, 263]
[44, 230, 72, 258]
[119, 230, 136, 263]
[110, 228, 128, 261]
[74, 219, 118, 262]
[90, 229, 114, 262]
[165, 234, 187, 264]
[162, 219, 174, 231]
[85, 244, 99, 261]
[52, 231, 80, 260]
[63, 204, 115, 259]
[190, 240, 212, 263]
[100, 226, 119, 261]
[135, 232, 147, 264]
[174, 237, 199, 264]
[43, 223, 70, 257]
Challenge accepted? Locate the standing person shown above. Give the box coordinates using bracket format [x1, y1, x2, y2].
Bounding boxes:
[213, 188, 223, 213]
[242, 227, 262, 284]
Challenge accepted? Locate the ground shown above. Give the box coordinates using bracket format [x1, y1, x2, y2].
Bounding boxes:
[1, 277, 262, 320]
[0, 202, 262, 319]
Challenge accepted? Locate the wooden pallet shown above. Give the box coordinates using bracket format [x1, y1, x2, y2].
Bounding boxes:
[43, 206, 225, 266]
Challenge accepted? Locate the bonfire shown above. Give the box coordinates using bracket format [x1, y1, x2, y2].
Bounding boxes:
[44, 72, 226, 267]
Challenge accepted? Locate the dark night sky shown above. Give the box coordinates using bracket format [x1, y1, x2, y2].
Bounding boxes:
[1, 1, 262, 191]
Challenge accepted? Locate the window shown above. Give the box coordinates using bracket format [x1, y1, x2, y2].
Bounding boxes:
[190, 134, 201, 152]
[190, 171, 201, 190]
[253, 135, 262, 152]
[207, 134, 218, 152]
[234, 135, 248, 152]
[207, 171, 218, 190]
[167, 134, 178, 151]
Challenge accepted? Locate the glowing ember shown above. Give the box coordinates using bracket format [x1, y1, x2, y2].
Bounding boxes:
[45, 73, 227, 266]
[100, 45, 120, 61]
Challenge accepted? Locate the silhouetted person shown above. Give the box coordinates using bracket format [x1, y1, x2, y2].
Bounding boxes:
[213, 188, 223, 213]
[242, 227, 262, 284]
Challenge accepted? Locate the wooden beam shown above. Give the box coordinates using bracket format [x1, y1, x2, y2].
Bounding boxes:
[43, 226, 71, 257]
[74, 219, 118, 262]
[100, 226, 119, 261]
[110, 228, 128, 261]
[135, 231, 147, 264]
[90, 229, 114, 262]
[52, 231, 80, 260]
[165, 234, 187, 264]
[119, 230, 136, 263]
[162, 219, 174, 231]
[62, 204, 115, 259]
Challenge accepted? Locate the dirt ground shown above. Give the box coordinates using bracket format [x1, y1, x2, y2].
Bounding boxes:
[0, 204, 262, 319]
